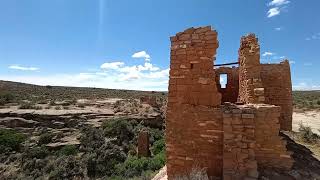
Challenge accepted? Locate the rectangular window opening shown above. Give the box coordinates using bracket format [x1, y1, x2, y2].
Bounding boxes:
[220, 74, 227, 88]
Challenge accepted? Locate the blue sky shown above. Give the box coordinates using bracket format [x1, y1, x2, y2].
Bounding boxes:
[0, 0, 319, 91]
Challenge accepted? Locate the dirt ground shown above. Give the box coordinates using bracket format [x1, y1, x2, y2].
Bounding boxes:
[293, 110, 320, 135]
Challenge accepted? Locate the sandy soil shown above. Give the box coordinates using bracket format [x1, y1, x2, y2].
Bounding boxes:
[293, 110, 320, 135]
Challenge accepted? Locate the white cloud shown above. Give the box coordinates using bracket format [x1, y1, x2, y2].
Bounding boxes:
[274, 27, 282, 31]
[137, 62, 160, 71]
[267, 7, 280, 18]
[289, 60, 295, 64]
[3, 52, 169, 91]
[132, 51, 151, 61]
[100, 62, 124, 70]
[0, 69, 170, 91]
[267, 0, 290, 18]
[268, 0, 290, 6]
[262, 52, 274, 56]
[293, 82, 320, 90]
[8, 65, 39, 71]
[304, 63, 312, 66]
[305, 33, 320, 41]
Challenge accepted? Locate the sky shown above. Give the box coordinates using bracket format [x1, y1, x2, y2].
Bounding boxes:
[0, 0, 319, 91]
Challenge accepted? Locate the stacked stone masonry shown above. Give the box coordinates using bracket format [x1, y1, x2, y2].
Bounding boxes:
[222, 105, 258, 180]
[167, 26, 223, 179]
[238, 34, 265, 104]
[137, 130, 150, 157]
[166, 26, 294, 180]
[260, 61, 293, 131]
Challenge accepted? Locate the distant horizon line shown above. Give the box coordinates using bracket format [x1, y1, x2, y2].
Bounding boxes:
[0, 79, 319, 92]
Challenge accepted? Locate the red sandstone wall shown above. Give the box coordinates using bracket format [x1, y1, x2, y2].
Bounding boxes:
[254, 104, 294, 169]
[238, 34, 265, 104]
[166, 26, 222, 179]
[215, 67, 239, 103]
[223, 104, 293, 179]
[260, 60, 293, 131]
[222, 106, 258, 179]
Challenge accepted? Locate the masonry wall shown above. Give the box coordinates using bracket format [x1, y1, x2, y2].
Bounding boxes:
[253, 104, 294, 169]
[222, 105, 258, 179]
[222, 104, 293, 180]
[260, 60, 293, 131]
[238, 34, 265, 104]
[215, 67, 239, 103]
[166, 26, 223, 179]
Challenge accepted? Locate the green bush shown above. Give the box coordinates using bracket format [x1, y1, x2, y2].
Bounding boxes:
[0, 92, 15, 105]
[24, 146, 49, 159]
[57, 145, 78, 156]
[38, 133, 54, 145]
[19, 102, 36, 109]
[80, 127, 105, 151]
[0, 129, 26, 153]
[151, 138, 165, 156]
[115, 151, 165, 178]
[115, 156, 150, 178]
[299, 123, 320, 143]
[103, 118, 134, 145]
[34, 106, 43, 110]
[148, 151, 165, 171]
[47, 156, 85, 179]
[85, 142, 126, 178]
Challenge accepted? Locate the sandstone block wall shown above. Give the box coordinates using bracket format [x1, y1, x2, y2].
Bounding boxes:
[260, 60, 293, 131]
[215, 67, 239, 103]
[254, 104, 294, 169]
[166, 26, 294, 180]
[238, 34, 265, 104]
[222, 105, 258, 179]
[222, 104, 293, 180]
[166, 26, 223, 179]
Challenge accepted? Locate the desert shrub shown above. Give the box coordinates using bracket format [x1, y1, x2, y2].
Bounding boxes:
[85, 142, 126, 177]
[21, 158, 49, 178]
[23, 146, 49, 159]
[63, 106, 70, 110]
[0, 92, 15, 105]
[298, 123, 319, 143]
[148, 151, 166, 171]
[55, 106, 62, 110]
[0, 129, 26, 153]
[77, 104, 86, 108]
[80, 127, 105, 151]
[49, 100, 56, 106]
[151, 138, 165, 155]
[38, 133, 54, 145]
[57, 145, 78, 156]
[19, 102, 36, 109]
[103, 118, 134, 145]
[115, 156, 150, 178]
[47, 156, 85, 179]
[115, 152, 165, 178]
[34, 106, 43, 110]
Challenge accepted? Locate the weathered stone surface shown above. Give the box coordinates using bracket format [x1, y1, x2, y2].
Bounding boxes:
[166, 26, 294, 180]
[137, 130, 150, 157]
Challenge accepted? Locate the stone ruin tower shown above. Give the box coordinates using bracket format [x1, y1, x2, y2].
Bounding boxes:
[166, 26, 294, 180]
